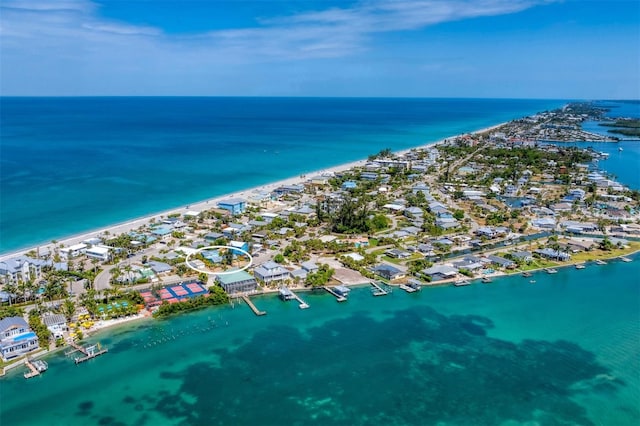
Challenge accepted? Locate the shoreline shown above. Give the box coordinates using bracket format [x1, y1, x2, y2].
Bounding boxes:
[0, 122, 504, 261]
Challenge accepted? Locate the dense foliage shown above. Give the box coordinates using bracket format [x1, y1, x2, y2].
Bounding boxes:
[153, 285, 229, 318]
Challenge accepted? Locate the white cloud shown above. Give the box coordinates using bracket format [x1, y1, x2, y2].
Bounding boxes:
[0, 0, 558, 94]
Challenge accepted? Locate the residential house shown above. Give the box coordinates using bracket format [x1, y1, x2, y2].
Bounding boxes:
[217, 198, 247, 215]
[0, 317, 39, 361]
[253, 261, 290, 283]
[534, 248, 571, 261]
[0, 256, 48, 284]
[301, 261, 319, 273]
[217, 270, 258, 294]
[371, 264, 405, 280]
[42, 314, 67, 339]
[421, 265, 458, 281]
[486, 255, 516, 269]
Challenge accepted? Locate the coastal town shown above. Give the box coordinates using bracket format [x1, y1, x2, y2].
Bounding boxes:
[1, 102, 639, 377]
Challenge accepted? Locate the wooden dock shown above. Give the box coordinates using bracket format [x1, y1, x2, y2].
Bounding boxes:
[242, 295, 267, 316]
[370, 281, 389, 296]
[68, 341, 108, 364]
[399, 284, 417, 293]
[323, 286, 347, 302]
[24, 359, 44, 379]
[290, 291, 310, 309]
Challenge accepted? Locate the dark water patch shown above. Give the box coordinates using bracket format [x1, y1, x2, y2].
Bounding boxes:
[97, 416, 126, 426]
[122, 395, 136, 404]
[76, 400, 93, 416]
[143, 305, 616, 426]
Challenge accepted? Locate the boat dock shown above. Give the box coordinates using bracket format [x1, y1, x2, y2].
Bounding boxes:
[24, 358, 47, 379]
[242, 295, 267, 316]
[370, 281, 389, 296]
[323, 286, 347, 302]
[292, 292, 310, 309]
[399, 284, 417, 293]
[67, 341, 108, 364]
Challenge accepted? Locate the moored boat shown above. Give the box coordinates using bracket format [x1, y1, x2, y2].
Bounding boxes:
[545, 268, 558, 274]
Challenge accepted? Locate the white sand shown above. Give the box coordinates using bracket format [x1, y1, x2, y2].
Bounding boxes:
[0, 123, 503, 262]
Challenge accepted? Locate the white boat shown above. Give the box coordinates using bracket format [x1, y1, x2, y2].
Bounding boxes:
[575, 264, 586, 270]
[620, 257, 632, 263]
[595, 259, 607, 265]
[618, 146, 623, 152]
[454, 279, 471, 287]
[545, 268, 558, 274]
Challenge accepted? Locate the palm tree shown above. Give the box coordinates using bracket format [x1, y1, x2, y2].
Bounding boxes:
[60, 298, 77, 322]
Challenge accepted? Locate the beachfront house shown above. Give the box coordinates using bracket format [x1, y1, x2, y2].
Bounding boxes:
[59, 243, 88, 258]
[0, 317, 39, 361]
[216, 270, 258, 294]
[217, 198, 247, 216]
[253, 261, 290, 283]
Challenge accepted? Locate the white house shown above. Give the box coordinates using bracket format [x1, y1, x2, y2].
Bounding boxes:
[85, 246, 111, 262]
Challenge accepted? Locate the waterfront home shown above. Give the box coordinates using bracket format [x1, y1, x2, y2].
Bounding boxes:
[0, 317, 39, 361]
[150, 225, 173, 240]
[534, 248, 571, 261]
[253, 261, 290, 283]
[531, 218, 556, 229]
[560, 221, 598, 234]
[42, 313, 67, 339]
[486, 255, 516, 269]
[217, 270, 258, 294]
[0, 255, 48, 284]
[301, 261, 319, 273]
[371, 264, 405, 281]
[421, 265, 458, 281]
[511, 251, 533, 262]
[217, 198, 247, 215]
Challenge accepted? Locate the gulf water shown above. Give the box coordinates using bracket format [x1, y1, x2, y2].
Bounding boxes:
[1, 257, 638, 425]
[0, 97, 564, 253]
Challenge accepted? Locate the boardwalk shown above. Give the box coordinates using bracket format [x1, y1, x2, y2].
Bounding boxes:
[242, 295, 267, 316]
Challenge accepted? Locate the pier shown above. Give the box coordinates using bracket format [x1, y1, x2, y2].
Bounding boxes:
[291, 291, 310, 309]
[242, 295, 267, 316]
[323, 286, 347, 302]
[370, 281, 390, 296]
[66, 341, 108, 364]
[24, 358, 47, 379]
[399, 284, 417, 293]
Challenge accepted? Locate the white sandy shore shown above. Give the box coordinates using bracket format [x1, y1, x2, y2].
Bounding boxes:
[0, 123, 504, 262]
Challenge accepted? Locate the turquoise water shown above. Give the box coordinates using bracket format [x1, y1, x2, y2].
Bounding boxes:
[0, 97, 564, 253]
[2, 256, 639, 425]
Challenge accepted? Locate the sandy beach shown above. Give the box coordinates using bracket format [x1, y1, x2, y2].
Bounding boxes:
[0, 123, 503, 262]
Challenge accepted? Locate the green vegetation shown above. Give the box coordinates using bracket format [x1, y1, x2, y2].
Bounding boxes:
[154, 285, 229, 318]
[305, 264, 335, 287]
[28, 310, 51, 347]
[599, 119, 640, 137]
[0, 306, 25, 320]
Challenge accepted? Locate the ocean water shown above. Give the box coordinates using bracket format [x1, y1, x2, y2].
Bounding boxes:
[0, 97, 564, 253]
[1, 256, 638, 426]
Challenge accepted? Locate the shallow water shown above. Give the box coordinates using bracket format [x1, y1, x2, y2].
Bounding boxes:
[2, 256, 638, 426]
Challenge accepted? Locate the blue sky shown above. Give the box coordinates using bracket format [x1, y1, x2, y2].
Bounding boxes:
[1, 0, 638, 98]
